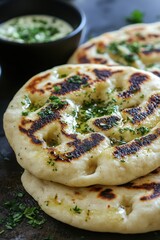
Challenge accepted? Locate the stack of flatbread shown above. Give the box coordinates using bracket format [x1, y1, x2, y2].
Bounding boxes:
[3, 22, 160, 234]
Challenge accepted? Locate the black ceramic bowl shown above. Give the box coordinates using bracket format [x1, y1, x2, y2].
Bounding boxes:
[0, 0, 86, 88]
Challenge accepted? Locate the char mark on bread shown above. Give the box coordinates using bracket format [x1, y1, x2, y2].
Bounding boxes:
[54, 133, 105, 162]
[19, 103, 67, 144]
[93, 116, 120, 130]
[78, 55, 91, 63]
[124, 182, 160, 201]
[92, 58, 108, 64]
[113, 129, 160, 158]
[126, 94, 160, 124]
[142, 48, 160, 55]
[152, 71, 160, 77]
[98, 188, 116, 200]
[118, 73, 148, 98]
[26, 72, 51, 94]
[93, 68, 122, 80]
[52, 75, 89, 95]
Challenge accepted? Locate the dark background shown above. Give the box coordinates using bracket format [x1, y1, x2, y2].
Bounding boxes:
[0, 0, 160, 239]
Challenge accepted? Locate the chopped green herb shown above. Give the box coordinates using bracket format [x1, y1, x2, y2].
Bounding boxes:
[119, 126, 150, 136]
[0, 15, 73, 43]
[108, 42, 121, 55]
[123, 53, 137, 63]
[120, 127, 136, 134]
[71, 205, 82, 214]
[17, 192, 24, 198]
[96, 48, 105, 54]
[76, 99, 118, 134]
[140, 94, 145, 99]
[37, 106, 54, 118]
[53, 85, 61, 92]
[59, 73, 67, 78]
[38, 96, 67, 118]
[110, 137, 126, 146]
[137, 126, 150, 136]
[21, 95, 41, 116]
[49, 95, 67, 108]
[24, 207, 45, 227]
[1, 192, 46, 232]
[126, 10, 144, 24]
[127, 42, 140, 53]
[72, 109, 77, 117]
[67, 75, 84, 84]
[22, 111, 29, 116]
[47, 158, 57, 171]
[120, 159, 125, 163]
[108, 41, 140, 65]
[21, 95, 31, 107]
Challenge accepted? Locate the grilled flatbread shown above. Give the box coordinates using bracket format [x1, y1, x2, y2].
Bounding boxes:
[3, 64, 160, 186]
[68, 22, 160, 77]
[22, 168, 160, 233]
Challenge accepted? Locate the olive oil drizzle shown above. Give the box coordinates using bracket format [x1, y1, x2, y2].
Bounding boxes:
[76, 98, 119, 134]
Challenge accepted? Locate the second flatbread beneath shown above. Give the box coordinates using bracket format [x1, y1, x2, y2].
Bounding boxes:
[68, 22, 160, 77]
[22, 168, 160, 233]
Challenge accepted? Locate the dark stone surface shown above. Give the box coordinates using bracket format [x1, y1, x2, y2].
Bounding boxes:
[0, 0, 160, 239]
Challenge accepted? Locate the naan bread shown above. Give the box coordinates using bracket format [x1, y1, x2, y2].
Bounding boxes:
[68, 22, 160, 77]
[3, 64, 160, 186]
[22, 168, 160, 233]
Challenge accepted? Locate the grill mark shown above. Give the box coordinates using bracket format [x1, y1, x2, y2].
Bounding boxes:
[118, 73, 148, 98]
[152, 71, 160, 78]
[151, 168, 160, 174]
[84, 43, 95, 50]
[93, 69, 112, 80]
[126, 94, 160, 124]
[21, 119, 33, 126]
[89, 186, 102, 192]
[142, 49, 160, 55]
[135, 34, 146, 41]
[92, 58, 108, 64]
[140, 183, 160, 200]
[26, 72, 51, 94]
[93, 68, 123, 81]
[78, 55, 91, 63]
[52, 75, 89, 95]
[134, 33, 160, 42]
[98, 188, 116, 200]
[148, 33, 160, 38]
[123, 182, 160, 201]
[113, 129, 160, 158]
[94, 116, 120, 130]
[19, 104, 66, 144]
[54, 133, 105, 161]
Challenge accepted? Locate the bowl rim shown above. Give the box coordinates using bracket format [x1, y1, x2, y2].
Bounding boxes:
[0, 0, 86, 46]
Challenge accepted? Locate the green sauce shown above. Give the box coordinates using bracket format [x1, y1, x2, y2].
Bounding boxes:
[0, 15, 73, 43]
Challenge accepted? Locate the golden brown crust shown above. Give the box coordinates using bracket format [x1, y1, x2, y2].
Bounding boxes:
[68, 22, 160, 77]
[3, 64, 160, 186]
